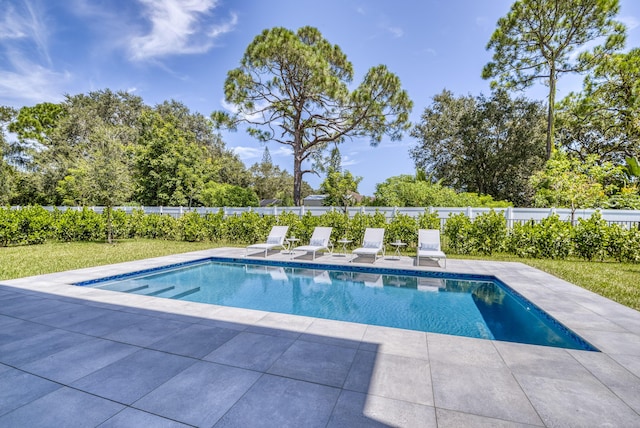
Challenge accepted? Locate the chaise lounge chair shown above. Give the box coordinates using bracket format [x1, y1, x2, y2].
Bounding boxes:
[351, 228, 385, 263]
[291, 226, 333, 260]
[245, 225, 289, 257]
[416, 229, 447, 268]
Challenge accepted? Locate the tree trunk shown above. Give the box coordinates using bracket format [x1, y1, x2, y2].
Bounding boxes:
[545, 73, 557, 160]
[106, 205, 113, 244]
[293, 155, 302, 206]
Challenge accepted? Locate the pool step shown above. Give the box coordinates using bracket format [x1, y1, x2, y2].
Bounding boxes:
[123, 284, 150, 293]
[170, 287, 201, 299]
[146, 286, 175, 296]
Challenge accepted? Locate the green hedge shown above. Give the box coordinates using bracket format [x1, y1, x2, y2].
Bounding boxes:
[1, 206, 639, 263]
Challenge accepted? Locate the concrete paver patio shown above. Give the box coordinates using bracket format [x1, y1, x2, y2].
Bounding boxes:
[0, 247, 639, 427]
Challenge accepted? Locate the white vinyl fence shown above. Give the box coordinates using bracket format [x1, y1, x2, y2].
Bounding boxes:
[20, 206, 640, 229]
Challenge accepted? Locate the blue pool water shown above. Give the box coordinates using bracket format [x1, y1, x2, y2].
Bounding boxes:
[77, 258, 597, 351]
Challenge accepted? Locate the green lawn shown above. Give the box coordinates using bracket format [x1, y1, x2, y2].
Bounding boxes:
[1, 240, 638, 311]
[454, 253, 640, 312]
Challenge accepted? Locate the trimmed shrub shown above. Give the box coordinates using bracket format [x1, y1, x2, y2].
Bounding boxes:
[469, 210, 507, 255]
[275, 211, 303, 240]
[54, 207, 105, 242]
[139, 214, 178, 240]
[573, 211, 609, 261]
[0, 206, 53, 246]
[349, 211, 387, 248]
[606, 224, 640, 263]
[317, 210, 350, 245]
[417, 210, 441, 230]
[534, 215, 572, 259]
[443, 213, 473, 254]
[0, 207, 19, 246]
[222, 211, 267, 244]
[105, 209, 131, 240]
[387, 213, 418, 248]
[203, 210, 225, 242]
[506, 220, 537, 258]
[177, 211, 207, 242]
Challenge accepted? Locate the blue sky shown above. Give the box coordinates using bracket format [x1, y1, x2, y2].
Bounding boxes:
[2, 0, 639, 196]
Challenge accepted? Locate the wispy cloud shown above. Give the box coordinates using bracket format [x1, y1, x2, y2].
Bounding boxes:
[619, 15, 639, 30]
[231, 144, 292, 162]
[0, 0, 52, 65]
[0, 51, 69, 104]
[342, 154, 357, 167]
[231, 146, 263, 161]
[270, 146, 293, 157]
[128, 0, 237, 61]
[385, 26, 404, 38]
[0, 0, 68, 105]
[220, 98, 270, 122]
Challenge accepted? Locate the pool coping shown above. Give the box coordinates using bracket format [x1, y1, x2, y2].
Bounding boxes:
[1, 247, 639, 426]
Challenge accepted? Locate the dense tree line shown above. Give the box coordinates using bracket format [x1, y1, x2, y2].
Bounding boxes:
[0, 90, 311, 211]
[408, 0, 639, 209]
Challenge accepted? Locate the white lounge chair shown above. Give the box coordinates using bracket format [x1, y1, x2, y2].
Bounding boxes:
[351, 228, 385, 263]
[416, 229, 447, 268]
[291, 226, 333, 260]
[245, 225, 289, 257]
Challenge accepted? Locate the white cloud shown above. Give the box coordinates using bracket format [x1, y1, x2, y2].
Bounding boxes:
[231, 144, 292, 163]
[0, 1, 67, 106]
[231, 146, 263, 161]
[129, 0, 237, 61]
[619, 15, 639, 30]
[342, 155, 358, 167]
[220, 98, 270, 122]
[0, 51, 69, 105]
[270, 146, 293, 157]
[0, 0, 52, 65]
[386, 26, 404, 38]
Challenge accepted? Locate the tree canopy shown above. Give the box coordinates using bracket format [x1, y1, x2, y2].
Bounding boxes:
[4, 90, 256, 208]
[410, 89, 546, 206]
[213, 26, 412, 205]
[371, 174, 511, 208]
[556, 48, 640, 163]
[483, 0, 626, 159]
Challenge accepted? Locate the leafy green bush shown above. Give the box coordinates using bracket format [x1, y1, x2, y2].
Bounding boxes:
[106, 209, 130, 240]
[348, 211, 387, 248]
[507, 215, 572, 259]
[443, 213, 473, 254]
[0, 207, 19, 246]
[572, 211, 608, 261]
[177, 211, 207, 242]
[534, 215, 572, 259]
[387, 213, 418, 248]
[469, 210, 507, 255]
[0, 206, 53, 246]
[54, 207, 105, 242]
[275, 211, 303, 240]
[506, 221, 537, 258]
[606, 224, 640, 262]
[222, 211, 267, 244]
[137, 214, 178, 240]
[317, 210, 350, 244]
[417, 210, 441, 230]
[203, 210, 225, 242]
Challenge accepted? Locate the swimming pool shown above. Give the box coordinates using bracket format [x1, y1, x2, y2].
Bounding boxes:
[76, 257, 597, 351]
